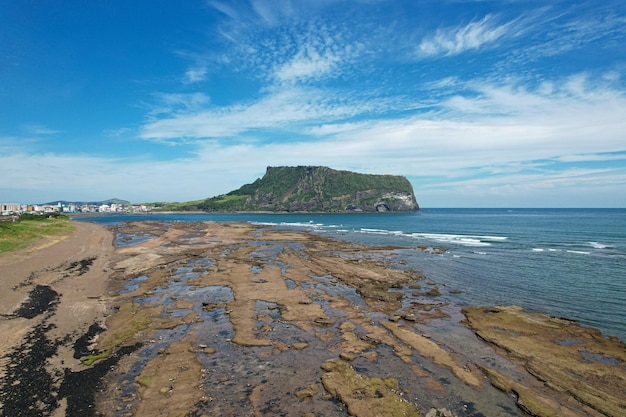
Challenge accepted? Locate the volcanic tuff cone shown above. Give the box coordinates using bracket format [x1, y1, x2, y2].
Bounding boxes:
[198, 166, 419, 212]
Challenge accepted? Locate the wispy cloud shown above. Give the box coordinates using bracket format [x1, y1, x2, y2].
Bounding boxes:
[415, 167, 626, 207]
[250, 0, 295, 26]
[140, 86, 385, 140]
[274, 43, 340, 84]
[203, 1, 364, 87]
[23, 124, 62, 135]
[537, 11, 626, 57]
[250, 22, 359, 86]
[209, 0, 240, 20]
[499, 6, 626, 67]
[103, 127, 132, 137]
[4, 72, 626, 206]
[145, 92, 211, 117]
[184, 66, 208, 83]
[417, 14, 523, 58]
[555, 152, 626, 163]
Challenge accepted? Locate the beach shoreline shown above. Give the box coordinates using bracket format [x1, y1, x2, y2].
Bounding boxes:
[1, 220, 624, 417]
[0, 221, 118, 416]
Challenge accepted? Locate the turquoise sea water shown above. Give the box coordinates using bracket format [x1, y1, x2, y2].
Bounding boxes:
[76, 208, 626, 342]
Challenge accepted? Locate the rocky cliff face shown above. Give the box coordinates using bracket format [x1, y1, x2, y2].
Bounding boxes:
[199, 166, 419, 213]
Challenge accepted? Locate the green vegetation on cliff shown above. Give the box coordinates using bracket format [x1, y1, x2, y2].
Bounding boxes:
[195, 166, 419, 213]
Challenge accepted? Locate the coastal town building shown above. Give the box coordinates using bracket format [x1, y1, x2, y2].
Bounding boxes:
[1, 201, 153, 216]
[1, 203, 24, 215]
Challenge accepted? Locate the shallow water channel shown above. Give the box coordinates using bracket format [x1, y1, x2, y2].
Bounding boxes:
[107, 227, 525, 417]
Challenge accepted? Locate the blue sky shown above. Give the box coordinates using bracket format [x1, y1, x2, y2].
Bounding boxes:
[1, 0, 625, 207]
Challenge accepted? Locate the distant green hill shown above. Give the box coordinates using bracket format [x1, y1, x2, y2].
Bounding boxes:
[189, 166, 419, 213]
[44, 198, 130, 206]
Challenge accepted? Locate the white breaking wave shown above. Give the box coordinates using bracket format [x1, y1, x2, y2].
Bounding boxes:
[410, 232, 507, 247]
[589, 242, 609, 249]
[251, 222, 508, 248]
[360, 228, 391, 234]
[250, 221, 324, 228]
[534, 247, 589, 254]
[358, 229, 508, 247]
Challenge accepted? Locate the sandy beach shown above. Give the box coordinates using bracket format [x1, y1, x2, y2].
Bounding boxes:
[0, 221, 116, 416]
[1, 220, 624, 417]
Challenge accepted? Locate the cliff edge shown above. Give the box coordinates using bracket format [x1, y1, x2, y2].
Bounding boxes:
[198, 166, 419, 213]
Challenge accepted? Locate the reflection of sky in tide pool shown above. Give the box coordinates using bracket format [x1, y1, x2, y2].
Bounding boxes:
[114, 233, 156, 247]
[580, 351, 622, 366]
[120, 275, 148, 294]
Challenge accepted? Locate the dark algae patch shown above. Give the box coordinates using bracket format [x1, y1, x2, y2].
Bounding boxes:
[0, 317, 141, 417]
[0, 270, 138, 416]
[0, 284, 62, 415]
[0, 322, 61, 416]
[72, 322, 106, 360]
[64, 256, 96, 276]
[13, 285, 60, 319]
[59, 343, 142, 417]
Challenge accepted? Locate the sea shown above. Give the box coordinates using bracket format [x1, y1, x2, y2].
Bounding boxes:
[76, 208, 626, 342]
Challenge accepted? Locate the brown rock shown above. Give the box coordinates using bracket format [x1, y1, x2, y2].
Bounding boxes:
[295, 384, 319, 401]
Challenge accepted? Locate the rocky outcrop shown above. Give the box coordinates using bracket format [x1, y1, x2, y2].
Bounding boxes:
[463, 305, 626, 417]
[199, 166, 419, 213]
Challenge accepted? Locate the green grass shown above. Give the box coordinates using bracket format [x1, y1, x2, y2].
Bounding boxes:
[198, 194, 249, 211]
[80, 349, 111, 366]
[0, 215, 75, 254]
[140, 199, 206, 211]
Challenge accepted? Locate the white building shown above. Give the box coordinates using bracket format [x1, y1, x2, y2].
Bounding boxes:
[1, 203, 22, 215]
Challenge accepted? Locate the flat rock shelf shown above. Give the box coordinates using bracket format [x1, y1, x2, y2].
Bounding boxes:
[1, 220, 624, 417]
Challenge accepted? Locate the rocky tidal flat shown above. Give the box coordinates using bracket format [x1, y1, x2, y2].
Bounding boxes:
[1, 221, 624, 417]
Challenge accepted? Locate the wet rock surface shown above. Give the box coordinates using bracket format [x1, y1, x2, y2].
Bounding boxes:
[463, 306, 626, 417]
[2, 220, 624, 417]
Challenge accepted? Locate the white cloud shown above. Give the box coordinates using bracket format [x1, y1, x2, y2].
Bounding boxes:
[293, 76, 626, 183]
[23, 125, 62, 135]
[138, 73, 626, 185]
[209, 1, 240, 20]
[140, 86, 385, 140]
[250, 0, 295, 26]
[185, 66, 208, 83]
[418, 165, 626, 207]
[556, 152, 626, 163]
[145, 92, 211, 117]
[543, 12, 626, 56]
[269, 22, 358, 85]
[200, 2, 361, 87]
[4, 73, 626, 207]
[0, 150, 241, 203]
[417, 14, 522, 58]
[274, 46, 339, 83]
[103, 127, 132, 137]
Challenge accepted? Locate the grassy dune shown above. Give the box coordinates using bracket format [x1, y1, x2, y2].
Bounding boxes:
[0, 214, 75, 253]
